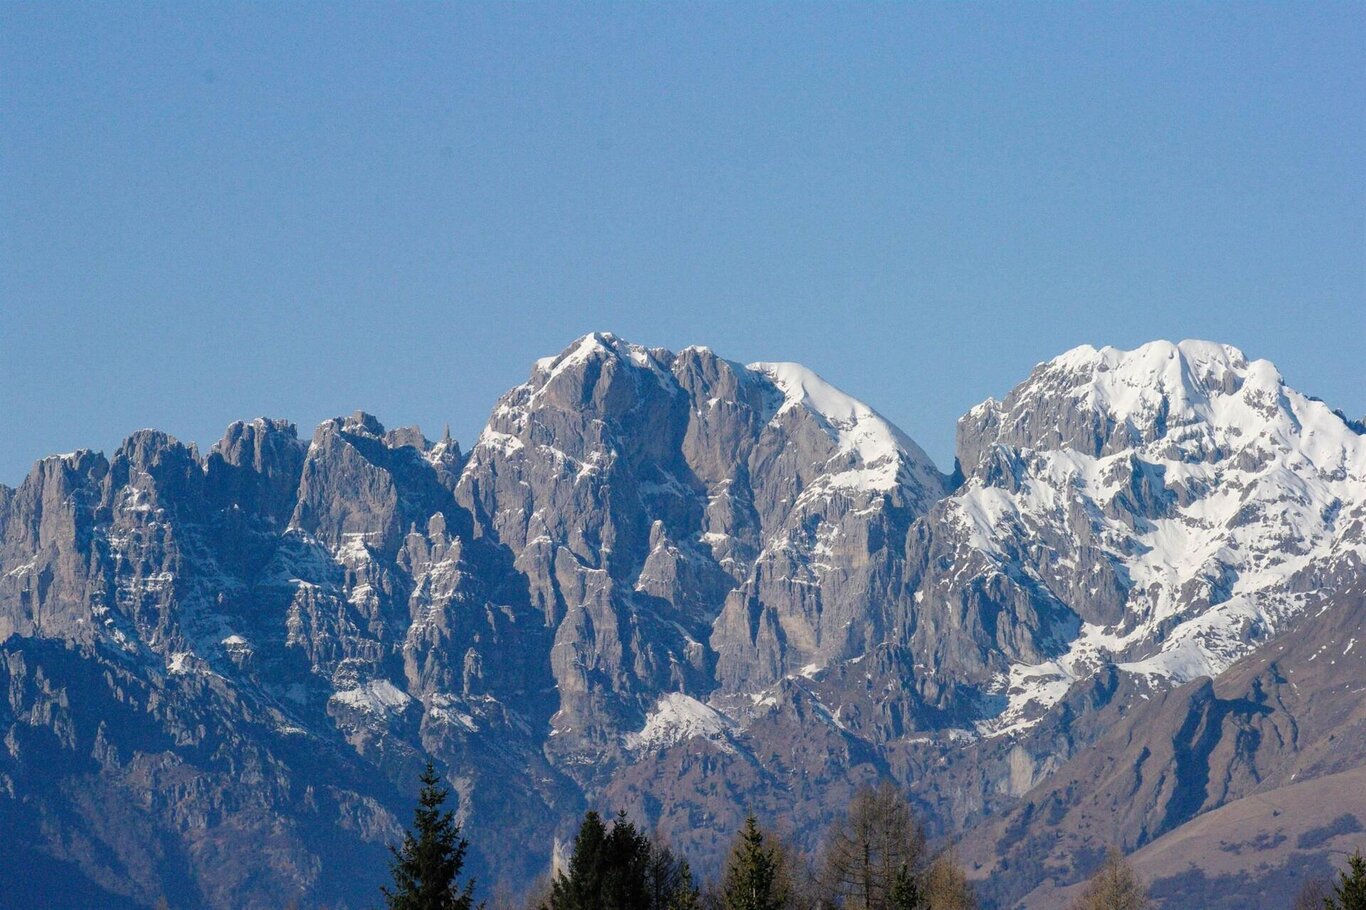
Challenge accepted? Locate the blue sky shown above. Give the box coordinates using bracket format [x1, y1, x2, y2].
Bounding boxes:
[2, 3, 1362, 482]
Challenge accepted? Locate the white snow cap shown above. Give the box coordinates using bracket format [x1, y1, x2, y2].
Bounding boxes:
[748, 361, 945, 494]
[1048, 339, 1255, 420]
[533, 331, 670, 383]
[967, 339, 1366, 736]
[1040, 338, 1361, 470]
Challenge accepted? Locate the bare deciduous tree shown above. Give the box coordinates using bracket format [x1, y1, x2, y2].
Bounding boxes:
[1067, 848, 1150, 910]
[919, 850, 977, 910]
[820, 782, 927, 910]
[1292, 878, 1331, 910]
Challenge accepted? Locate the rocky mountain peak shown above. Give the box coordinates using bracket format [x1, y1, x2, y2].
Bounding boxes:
[212, 417, 301, 463]
[342, 410, 387, 438]
[965, 338, 1364, 479]
[113, 427, 197, 474]
[0, 335, 1359, 910]
[749, 360, 946, 502]
[206, 418, 307, 523]
[942, 341, 1366, 735]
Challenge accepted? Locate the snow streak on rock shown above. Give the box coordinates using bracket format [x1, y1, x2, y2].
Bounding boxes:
[953, 340, 1366, 734]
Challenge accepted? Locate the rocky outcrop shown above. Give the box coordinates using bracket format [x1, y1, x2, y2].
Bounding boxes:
[0, 335, 1360, 909]
[453, 334, 950, 762]
[958, 560, 1366, 909]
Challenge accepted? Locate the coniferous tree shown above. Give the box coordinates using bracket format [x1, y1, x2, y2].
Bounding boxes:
[546, 810, 696, 910]
[547, 811, 609, 910]
[600, 812, 653, 909]
[1325, 850, 1366, 910]
[1066, 847, 1148, 910]
[383, 762, 477, 910]
[887, 864, 925, 910]
[721, 815, 789, 910]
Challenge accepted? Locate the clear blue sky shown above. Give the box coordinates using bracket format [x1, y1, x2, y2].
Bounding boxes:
[3, 3, 1362, 483]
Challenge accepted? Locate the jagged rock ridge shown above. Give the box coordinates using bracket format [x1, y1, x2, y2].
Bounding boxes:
[0, 334, 1361, 909]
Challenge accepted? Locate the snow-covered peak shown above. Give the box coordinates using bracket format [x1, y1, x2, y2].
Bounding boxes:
[748, 361, 944, 495]
[1052, 338, 1248, 374]
[1046, 339, 1252, 422]
[1063, 339, 1360, 473]
[961, 339, 1362, 475]
[531, 331, 670, 382]
[951, 340, 1366, 736]
[751, 361, 891, 429]
[532, 331, 613, 374]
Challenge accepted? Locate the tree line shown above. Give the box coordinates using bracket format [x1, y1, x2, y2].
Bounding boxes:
[380, 763, 1366, 910]
[527, 782, 977, 910]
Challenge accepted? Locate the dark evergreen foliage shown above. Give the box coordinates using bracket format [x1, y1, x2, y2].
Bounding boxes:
[547, 811, 608, 910]
[887, 865, 925, 910]
[720, 815, 788, 910]
[1325, 850, 1366, 910]
[545, 810, 698, 910]
[383, 762, 478, 910]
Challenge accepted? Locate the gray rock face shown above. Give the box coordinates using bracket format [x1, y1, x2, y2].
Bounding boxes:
[0, 334, 1360, 909]
[926, 340, 1366, 736]
[453, 334, 949, 763]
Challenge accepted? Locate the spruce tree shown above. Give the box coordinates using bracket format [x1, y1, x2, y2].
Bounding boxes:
[721, 815, 788, 910]
[888, 864, 925, 910]
[547, 811, 609, 910]
[599, 811, 652, 909]
[383, 762, 477, 910]
[666, 859, 702, 910]
[1326, 850, 1366, 910]
[546, 810, 696, 910]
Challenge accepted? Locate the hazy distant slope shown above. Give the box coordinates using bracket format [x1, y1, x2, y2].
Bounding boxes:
[963, 563, 1366, 908]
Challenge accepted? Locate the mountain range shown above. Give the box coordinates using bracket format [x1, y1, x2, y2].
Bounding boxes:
[1, 333, 1361, 909]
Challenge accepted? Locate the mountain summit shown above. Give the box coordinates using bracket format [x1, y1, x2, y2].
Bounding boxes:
[0, 336, 1360, 909]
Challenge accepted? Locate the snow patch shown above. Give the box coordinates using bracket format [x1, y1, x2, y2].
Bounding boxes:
[332, 680, 413, 715]
[626, 693, 734, 752]
[748, 361, 943, 495]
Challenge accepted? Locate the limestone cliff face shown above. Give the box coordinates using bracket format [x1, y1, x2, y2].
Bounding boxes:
[0, 335, 1360, 909]
[453, 333, 950, 761]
